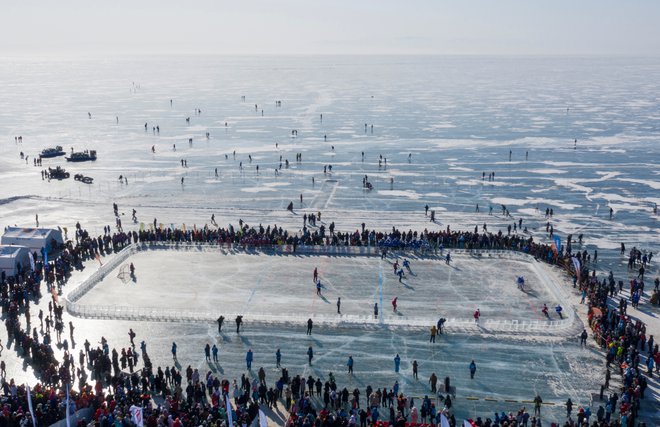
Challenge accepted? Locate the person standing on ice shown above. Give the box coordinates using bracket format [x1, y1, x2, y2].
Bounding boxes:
[307, 346, 314, 365]
[337, 297, 341, 314]
[533, 394, 543, 416]
[555, 305, 563, 319]
[316, 280, 322, 296]
[469, 360, 477, 379]
[217, 316, 224, 333]
[212, 344, 218, 362]
[580, 329, 588, 347]
[347, 356, 354, 374]
[473, 309, 481, 324]
[391, 297, 398, 312]
[313, 267, 318, 282]
[397, 268, 404, 283]
[276, 349, 281, 367]
[306, 318, 313, 335]
[430, 325, 438, 343]
[374, 303, 379, 319]
[236, 315, 243, 333]
[204, 344, 211, 361]
[445, 252, 451, 265]
[171, 342, 177, 360]
[394, 354, 401, 373]
[246, 349, 253, 370]
[412, 360, 419, 379]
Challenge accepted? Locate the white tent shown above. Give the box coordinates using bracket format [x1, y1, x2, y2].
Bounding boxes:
[0, 245, 32, 276]
[1, 227, 63, 254]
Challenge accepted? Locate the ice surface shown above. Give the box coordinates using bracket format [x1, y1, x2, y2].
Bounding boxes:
[74, 249, 564, 327]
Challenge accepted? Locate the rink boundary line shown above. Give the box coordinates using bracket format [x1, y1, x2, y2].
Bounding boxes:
[462, 396, 556, 405]
[404, 394, 561, 405]
[63, 243, 577, 333]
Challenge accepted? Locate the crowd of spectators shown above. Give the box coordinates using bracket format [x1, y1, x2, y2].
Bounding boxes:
[0, 217, 656, 427]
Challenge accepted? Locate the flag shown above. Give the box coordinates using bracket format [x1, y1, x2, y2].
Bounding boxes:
[440, 413, 450, 427]
[551, 236, 561, 254]
[258, 409, 268, 427]
[26, 385, 37, 427]
[130, 405, 144, 427]
[572, 257, 581, 280]
[225, 394, 233, 426]
[28, 252, 35, 271]
[66, 384, 71, 427]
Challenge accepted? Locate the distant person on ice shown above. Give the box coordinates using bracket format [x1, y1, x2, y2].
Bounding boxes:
[307, 318, 313, 335]
[437, 317, 446, 334]
[580, 329, 588, 347]
[473, 309, 481, 324]
[469, 360, 477, 379]
[246, 348, 253, 370]
[217, 315, 224, 333]
[307, 346, 314, 365]
[394, 354, 401, 372]
[374, 303, 378, 319]
[236, 315, 243, 333]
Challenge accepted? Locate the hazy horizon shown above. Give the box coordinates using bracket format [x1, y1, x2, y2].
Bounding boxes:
[2, 0, 659, 56]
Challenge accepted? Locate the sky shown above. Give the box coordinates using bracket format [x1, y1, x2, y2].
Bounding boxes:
[1, 0, 659, 56]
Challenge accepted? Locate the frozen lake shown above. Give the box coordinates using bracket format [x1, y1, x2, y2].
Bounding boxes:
[0, 55, 659, 424]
